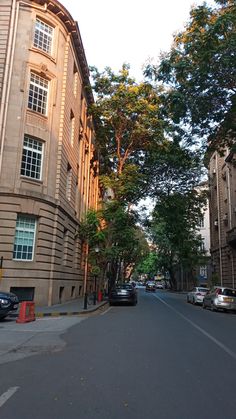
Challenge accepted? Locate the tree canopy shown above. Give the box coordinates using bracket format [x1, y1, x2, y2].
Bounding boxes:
[150, 188, 207, 289]
[89, 64, 165, 203]
[144, 0, 236, 151]
[143, 141, 204, 198]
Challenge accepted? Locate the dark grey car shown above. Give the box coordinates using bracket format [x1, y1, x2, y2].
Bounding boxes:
[0, 291, 19, 319]
[203, 286, 236, 312]
[109, 284, 137, 306]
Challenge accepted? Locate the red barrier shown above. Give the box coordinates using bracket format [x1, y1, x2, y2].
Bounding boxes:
[16, 301, 36, 323]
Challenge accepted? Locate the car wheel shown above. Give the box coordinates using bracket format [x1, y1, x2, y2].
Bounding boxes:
[0, 315, 7, 320]
[187, 297, 189, 303]
[202, 301, 206, 309]
[192, 298, 196, 305]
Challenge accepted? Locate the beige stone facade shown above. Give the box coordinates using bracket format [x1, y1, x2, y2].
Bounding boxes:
[0, 0, 99, 305]
[209, 150, 236, 288]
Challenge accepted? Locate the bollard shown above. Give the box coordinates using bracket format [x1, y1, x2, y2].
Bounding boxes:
[83, 293, 88, 310]
[97, 290, 103, 302]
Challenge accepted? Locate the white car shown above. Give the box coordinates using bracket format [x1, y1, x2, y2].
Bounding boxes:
[203, 286, 236, 311]
[187, 287, 209, 305]
[156, 282, 164, 289]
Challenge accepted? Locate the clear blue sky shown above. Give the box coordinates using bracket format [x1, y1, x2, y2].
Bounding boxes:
[61, 0, 215, 79]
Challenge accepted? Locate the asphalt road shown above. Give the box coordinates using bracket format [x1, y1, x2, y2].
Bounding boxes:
[1, 288, 236, 419]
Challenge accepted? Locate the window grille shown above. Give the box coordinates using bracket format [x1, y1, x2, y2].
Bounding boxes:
[34, 18, 53, 54]
[21, 135, 43, 180]
[28, 72, 48, 115]
[13, 216, 36, 261]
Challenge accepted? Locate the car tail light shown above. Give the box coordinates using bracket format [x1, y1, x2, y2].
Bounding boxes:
[196, 293, 201, 296]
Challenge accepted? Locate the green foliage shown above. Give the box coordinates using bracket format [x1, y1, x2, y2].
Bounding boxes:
[150, 188, 207, 289]
[145, 0, 236, 151]
[134, 252, 158, 278]
[89, 64, 165, 203]
[79, 209, 104, 246]
[143, 141, 204, 198]
[79, 203, 149, 283]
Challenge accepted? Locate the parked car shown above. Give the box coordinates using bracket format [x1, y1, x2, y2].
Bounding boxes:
[187, 287, 209, 305]
[146, 281, 156, 292]
[0, 291, 19, 320]
[109, 283, 137, 306]
[203, 286, 236, 312]
[156, 282, 164, 289]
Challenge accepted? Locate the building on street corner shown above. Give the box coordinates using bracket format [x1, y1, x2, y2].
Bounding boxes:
[0, 0, 99, 305]
[208, 148, 236, 288]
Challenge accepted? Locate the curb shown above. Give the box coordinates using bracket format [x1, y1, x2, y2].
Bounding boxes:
[9, 301, 109, 319]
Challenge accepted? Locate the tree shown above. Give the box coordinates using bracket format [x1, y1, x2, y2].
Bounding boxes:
[143, 141, 204, 198]
[80, 203, 150, 289]
[145, 0, 236, 151]
[150, 190, 207, 290]
[134, 251, 158, 279]
[89, 64, 165, 203]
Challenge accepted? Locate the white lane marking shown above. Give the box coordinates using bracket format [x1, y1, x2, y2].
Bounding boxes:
[100, 307, 112, 316]
[0, 387, 19, 408]
[154, 294, 236, 360]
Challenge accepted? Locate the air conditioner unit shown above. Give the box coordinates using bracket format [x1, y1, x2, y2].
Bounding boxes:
[214, 220, 218, 227]
[213, 168, 216, 174]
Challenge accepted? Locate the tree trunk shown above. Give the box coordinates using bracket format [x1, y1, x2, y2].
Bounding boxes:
[169, 267, 177, 290]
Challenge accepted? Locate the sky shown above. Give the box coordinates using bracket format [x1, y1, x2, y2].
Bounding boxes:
[61, 0, 215, 80]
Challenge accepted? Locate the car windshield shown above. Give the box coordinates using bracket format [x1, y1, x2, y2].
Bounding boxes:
[198, 288, 209, 293]
[115, 284, 133, 290]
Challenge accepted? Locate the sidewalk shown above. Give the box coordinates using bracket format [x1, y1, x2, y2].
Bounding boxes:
[10, 296, 109, 319]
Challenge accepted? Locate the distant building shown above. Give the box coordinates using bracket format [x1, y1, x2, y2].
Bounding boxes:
[208, 149, 236, 288]
[0, 0, 99, 304]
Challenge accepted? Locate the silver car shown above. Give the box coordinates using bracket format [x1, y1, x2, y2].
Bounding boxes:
[203, 286, 236, 312]
[187, 287, 209, 305]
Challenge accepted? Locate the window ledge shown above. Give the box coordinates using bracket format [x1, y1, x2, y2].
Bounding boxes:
[29, 47, 56, 64]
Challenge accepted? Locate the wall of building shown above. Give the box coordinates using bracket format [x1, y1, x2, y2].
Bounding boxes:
[0, 0, 98, 305]
[209, 150, 236, 288]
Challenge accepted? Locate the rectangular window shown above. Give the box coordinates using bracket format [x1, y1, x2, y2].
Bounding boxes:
[63, 228, 68, 266]
[73, 63, 78, 97]
[66, 163, 72, 201]
[28, 72, 48, 115]
[200, 239, 205, 252]
[199, 215, 204, 228]
[70, 110, 75, 145]
[34, 18, 53, 54]
[13, 216, 36, 261]
[199, 266, 207, 279]
[21, 135, 43, 180]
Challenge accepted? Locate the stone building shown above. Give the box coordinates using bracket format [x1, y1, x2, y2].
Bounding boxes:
[209, 149, 236, 288]
[0, 0, 99, 305]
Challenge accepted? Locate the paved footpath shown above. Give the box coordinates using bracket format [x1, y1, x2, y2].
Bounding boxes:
[0, 299, 108, 365]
